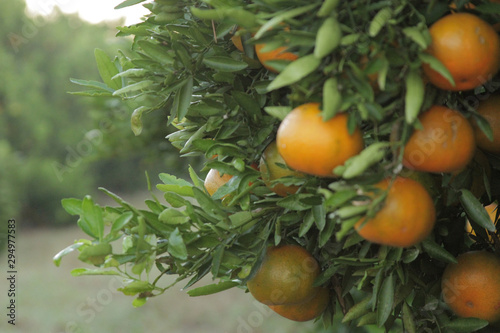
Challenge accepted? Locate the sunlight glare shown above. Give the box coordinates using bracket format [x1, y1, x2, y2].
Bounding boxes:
[24, 0, 150, 25]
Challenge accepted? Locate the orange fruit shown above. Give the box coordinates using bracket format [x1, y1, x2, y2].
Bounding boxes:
[247, 244, 320, 306]
[472, 94, 500, 154]
[402, 105, 476, 174]
[204, 168, 233, 196]
[465, 202, 498, 241]
[442, 251, 500, 323]
[255, 44, 298, 73]
[276, 103, 364, 178]
[423, 13, 500, 91]
[259, 141, 304, 197]
[268, 287, 329, 322]
[355, 177, 436, 248]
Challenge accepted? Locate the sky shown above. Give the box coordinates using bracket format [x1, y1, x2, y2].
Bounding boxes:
[24, 0, 150, 25]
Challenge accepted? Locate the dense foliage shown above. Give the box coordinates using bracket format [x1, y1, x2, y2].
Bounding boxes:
[56, 0, 500, 332]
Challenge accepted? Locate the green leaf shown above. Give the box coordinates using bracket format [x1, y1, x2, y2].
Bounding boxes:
[115, 0, 146, 9]
[228, 211, 254, 228]
[337, 217, 360, 242]
[299, 211, 315, 237]
[319, 220, 336, 247]
[174, 76, 194, 121]
[137, 40, 175, 65]
[61, 198, 83, 216]
[358, 312, 377, 326]
[277, 194, 315, 211]
[369, 8, 392, 37]
[475, 2, 500, 14]
[232, 91, 261, 119]
[317, 0, 340, 17]
[111, 212, 134, 233]
[335, 142, 389, 179]
[267, 54, 321, 91]
[69, 78, 115, 93]
[158, 208, 190, 225]
[188, 165, 205, 189]
[68, 90, 113, 97]
[53, 242, 85, 267]
[443, 317, 489, 332]
[421, 238, 457, 264]
[79, 196, 104, 240]
[78, 243, 112, 265]
[322, 78, 342, 120]
[118, 280, 154, 296]
[203, 56, 248, 72]
[255, 4, 319, 39]
[111, 68, 148, 80]
[164, 192, 191, 208]
[190, 7, 258, 28]
[211, 245, 225, 277]
[473, 113, 494, 141]
[377, 273, 394, 326]
[157, 173, 194, 197]
[132, 297, 148, 308]
[419, 53, 455, 88]
[263, 106, 292, 120]
[313, 264, 339, 287]
[342, 295, 372, 323]
[403, 27, 430, 49]
[402, 302, 417, 333]
[95, 49, 122, 90]
[112, 80, 154, 97]
[71, 268, 121, 276]
[131, 106, 149, 136]
[313, 204, 326, 231]
[168, 227, 188, 260]
[315, 17, 342, 59]
[187, 280, 239, 297]
[324, 190, 358, 210]
[460, 189, 496, 232]
[404, 69, 424, 124]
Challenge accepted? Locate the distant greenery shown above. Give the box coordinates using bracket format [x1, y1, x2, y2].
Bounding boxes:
[0, 0, 187, 232]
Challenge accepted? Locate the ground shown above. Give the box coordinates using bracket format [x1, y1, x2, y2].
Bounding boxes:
[0, 225, 320, 333]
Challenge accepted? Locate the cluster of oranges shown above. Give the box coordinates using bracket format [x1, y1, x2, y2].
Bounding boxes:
[204, 7, 500, 324]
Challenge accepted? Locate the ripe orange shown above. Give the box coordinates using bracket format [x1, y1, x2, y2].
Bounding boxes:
[246, 244, 320, 306]
[472, 94, 500, 154]
[204, 168, 233, 196]
[255, 44, 298, 73]
[268, 287, 329, 322]
[276, 103, 364, 178]
[259, 141, 304, 197]
[423, 13, 500, 91]
[355, 177, 436, 248]
[442, 251, 500, 323]
[402, 105, 476, 174]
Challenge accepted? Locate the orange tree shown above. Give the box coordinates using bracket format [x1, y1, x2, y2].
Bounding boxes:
[54, 0, 500, 331]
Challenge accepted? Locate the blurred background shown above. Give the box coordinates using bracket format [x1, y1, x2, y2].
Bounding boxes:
[0, 1, 387, 332]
